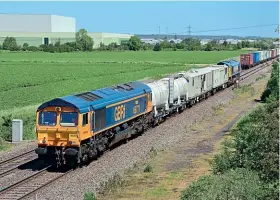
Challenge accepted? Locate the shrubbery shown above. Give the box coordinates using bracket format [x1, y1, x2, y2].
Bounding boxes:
[261, 62, 279, 102]
[181, 168, 269, 200]
[181, 62, 279, 200]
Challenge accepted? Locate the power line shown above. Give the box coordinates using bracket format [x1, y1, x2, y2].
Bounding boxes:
[167, 24, 278, 36]
[191, 24, 278, 34]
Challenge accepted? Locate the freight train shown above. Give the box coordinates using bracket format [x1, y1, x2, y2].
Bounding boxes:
[240, 48, 279, 69]
[35, 49, 279, 168]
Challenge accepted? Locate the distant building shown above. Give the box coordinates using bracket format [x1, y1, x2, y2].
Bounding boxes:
[200, 39, 211, 45]
[168, 39, 182, 43]
[0, 14, 133, 48]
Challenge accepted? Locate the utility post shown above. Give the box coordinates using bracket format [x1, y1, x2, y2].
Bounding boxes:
[188, 25, 191, 37]
[158, 25, 161, 40]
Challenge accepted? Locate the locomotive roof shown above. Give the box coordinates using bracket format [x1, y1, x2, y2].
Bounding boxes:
[217, 59, 240, 67]
[37, 81, 152, 113]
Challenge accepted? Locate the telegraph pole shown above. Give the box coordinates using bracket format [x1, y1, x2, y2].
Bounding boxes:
[166, 26, 168, 40]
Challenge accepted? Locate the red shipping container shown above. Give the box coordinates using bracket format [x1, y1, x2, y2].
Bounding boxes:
[240, 53, 253, 68]
[272, 49, 275, 58]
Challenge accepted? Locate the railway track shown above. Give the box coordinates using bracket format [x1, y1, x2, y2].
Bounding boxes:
[0, 58, 276, 200]
[0, 150, 37, 178]
[0, 165, 73, 200]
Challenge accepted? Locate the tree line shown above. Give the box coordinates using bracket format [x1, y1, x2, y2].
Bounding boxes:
[0, 29, 277, 52]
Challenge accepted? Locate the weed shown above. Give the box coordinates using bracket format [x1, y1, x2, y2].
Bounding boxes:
[212, 104, 224, 116]
[234, 84, 255, 97]
[98, 173, 125, 195]
[84, 192, 97, 200]
[0, 137, 11, 151]
[144, 164, 153, 173]
[256, 74, 266, 81]
[149, 147, 157, 158]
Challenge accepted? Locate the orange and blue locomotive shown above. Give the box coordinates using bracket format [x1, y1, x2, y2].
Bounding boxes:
[35, 81, 153, 167]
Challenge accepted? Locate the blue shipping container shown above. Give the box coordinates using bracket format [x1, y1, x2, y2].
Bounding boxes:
[253, 52, 260, 63]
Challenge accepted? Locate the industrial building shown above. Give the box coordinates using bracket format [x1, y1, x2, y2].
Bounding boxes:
[0, 14, 133, 48]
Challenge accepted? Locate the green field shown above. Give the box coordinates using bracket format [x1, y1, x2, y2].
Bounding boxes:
[0, 50, 247, 141]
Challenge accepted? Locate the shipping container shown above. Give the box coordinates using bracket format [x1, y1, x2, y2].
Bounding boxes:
[272, 49, 275, 58]
[269, 50, 272, 58]
[263, 50, 267, 60]
[253, 52, 260, 64]
[257, 51, 264, 61]
[240, 53, 253, 69]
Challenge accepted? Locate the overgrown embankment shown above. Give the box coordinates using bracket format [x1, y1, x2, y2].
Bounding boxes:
[181, 61, 279, 200]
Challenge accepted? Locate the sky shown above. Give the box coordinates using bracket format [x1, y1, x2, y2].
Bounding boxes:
[0, 1, 279, 37]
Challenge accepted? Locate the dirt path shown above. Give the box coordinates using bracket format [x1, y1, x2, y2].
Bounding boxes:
[96, 71, 270, 200]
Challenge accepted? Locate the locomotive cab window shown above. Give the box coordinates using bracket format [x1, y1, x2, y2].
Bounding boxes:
[82, 113, 88, 126]
[39, 111, 57, 126]
[60, 112, 78, 127]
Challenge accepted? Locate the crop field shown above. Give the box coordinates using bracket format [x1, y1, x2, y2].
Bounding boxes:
[0, 50, 248, 140]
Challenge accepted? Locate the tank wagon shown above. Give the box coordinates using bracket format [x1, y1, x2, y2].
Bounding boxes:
[240, 48, 279, 69]
[35, 50, 276, 168]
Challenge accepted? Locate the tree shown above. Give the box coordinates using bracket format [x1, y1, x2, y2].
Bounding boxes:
[223, 40, 228, 47]
[23, 43, 29, 49]
[22, 43, 29, 51]
[205, 43, 212, 51]
[237, 42, 242, 49]
[182, 38, 201, 51]
[153, 43, 162, 51]
[128, 36, 141, 51]
[75, 29, 94, 51]
[54, 38, 61, 47]
[2, 37, 19, 51]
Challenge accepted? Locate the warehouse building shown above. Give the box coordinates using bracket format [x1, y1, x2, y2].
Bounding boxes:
[0, 14, 133, 48]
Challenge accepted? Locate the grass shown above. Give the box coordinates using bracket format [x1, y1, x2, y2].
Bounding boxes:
[0, 50, 247, 142]
[234, 84, 255, 97]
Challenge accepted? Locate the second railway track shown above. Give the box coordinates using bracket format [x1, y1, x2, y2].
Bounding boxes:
[0, 150, 37, 178]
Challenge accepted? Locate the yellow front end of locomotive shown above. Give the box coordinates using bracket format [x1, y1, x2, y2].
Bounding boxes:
[36, 106, 91, 148]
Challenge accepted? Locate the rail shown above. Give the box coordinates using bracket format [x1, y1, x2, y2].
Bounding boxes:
[0, 165, 73, 200]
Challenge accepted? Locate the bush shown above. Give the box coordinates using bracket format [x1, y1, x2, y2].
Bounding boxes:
[143, 164, 153, 173]
[83, 192, 96, 200]
[180, 168, 269, 200]
[212, 101, 279, 183]
[0, 115, 12, 141]
[153, 43, 162, 51]
[27, 46, 40, 52]
[261, 62, 279, 102]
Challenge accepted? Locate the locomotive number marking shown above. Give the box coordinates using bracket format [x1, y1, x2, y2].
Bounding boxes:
[115, 105, 126, 121]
